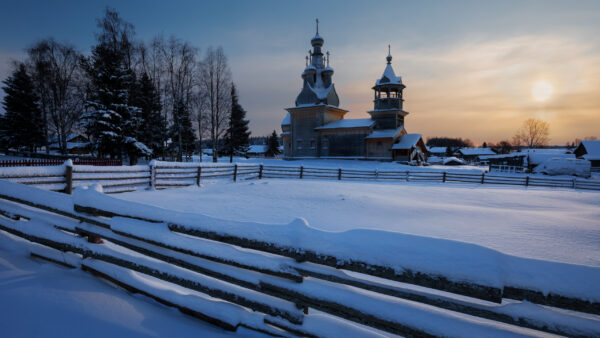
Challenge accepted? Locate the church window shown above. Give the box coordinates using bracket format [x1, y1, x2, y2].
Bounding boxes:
[310, 139, 316, 149]
[296, 140, 303, 149]
[322, 138, 329, 149]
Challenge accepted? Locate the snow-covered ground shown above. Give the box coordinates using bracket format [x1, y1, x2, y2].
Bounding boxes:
[117, 179, 600, 267]
[0, 231, 264, 338]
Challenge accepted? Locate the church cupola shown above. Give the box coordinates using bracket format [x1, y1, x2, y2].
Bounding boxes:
[294, 19, 340, 107]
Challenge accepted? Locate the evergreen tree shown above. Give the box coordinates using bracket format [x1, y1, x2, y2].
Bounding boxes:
[133, 73, 165, 157]
[82, 9, 150, 163]
[1, 63, 44, 151]
[225, 83, 250, 162]
[265, 130, 281, 158]
[169, 99, 196, 161]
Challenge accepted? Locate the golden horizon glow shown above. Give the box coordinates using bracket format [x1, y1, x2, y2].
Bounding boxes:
[532, 81, 553, 102]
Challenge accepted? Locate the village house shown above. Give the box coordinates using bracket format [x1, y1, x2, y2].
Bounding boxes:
[574, 140, 600, 171]
[281, 24, 426, 162]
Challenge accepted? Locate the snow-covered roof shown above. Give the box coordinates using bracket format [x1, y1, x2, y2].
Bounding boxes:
[457, 148, 496, 156]
[248, 145, 268, 154]
[48, 142, 90, 150]
[48, 134, 85, 143]
[376, 64, 403, 86]
[478, 153, 526, 160]
[428, 147, 447, 154]
[527, 149, 575, 165]
[315, 118, 374, 130]
[580, 140, 600, 160]
[281, 113, 290, 126]
[392, 134, 422, 150]
[443, 157, 466, 165]
[365, 126, 404, 139]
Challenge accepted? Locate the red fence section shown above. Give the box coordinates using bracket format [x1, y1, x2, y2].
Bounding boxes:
[0, 159, 122, 167]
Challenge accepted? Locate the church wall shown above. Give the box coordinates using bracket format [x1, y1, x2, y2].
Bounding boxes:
[318, 129, 368, 157]
[366, 139, 393, 158]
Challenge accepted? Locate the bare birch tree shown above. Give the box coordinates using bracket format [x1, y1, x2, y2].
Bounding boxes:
[513, 118, 550, 148]
[27, 39, 86, 154]
[200, 47, 231, 162]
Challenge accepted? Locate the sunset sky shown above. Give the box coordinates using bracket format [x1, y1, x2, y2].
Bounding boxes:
[1, 0, 599, 145]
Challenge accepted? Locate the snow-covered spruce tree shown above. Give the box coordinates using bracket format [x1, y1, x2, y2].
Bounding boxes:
[265, 130, 281, 158]
[81, 8, 150, 164]
[169, 99, 196, 161]
[225, 83, 250, 162]
[132, 72, 165, 158]
[1, 63, 45, 152]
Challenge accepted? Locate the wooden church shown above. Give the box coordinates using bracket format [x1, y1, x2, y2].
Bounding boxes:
[281, 22, 427, 162]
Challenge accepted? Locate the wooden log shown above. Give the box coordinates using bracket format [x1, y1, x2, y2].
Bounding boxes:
[81, 264, 239, 331]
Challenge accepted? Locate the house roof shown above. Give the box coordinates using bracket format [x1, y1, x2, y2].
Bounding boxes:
[428, 147, 447, 153]
[315, 118, 374, 130]
[580, 140, 600, 160]
[392, 133, 422, 150]
[457, 148, 496, 156]
[478, 153, 526, 160]
[248, 145, 268, 153]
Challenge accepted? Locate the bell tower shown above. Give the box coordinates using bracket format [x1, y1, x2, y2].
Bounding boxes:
[368, 46, 409, 130]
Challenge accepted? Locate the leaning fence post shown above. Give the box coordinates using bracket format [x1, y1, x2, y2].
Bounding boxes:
[197, 166, 202, 186]
[406, 170, 410, 182]
[442, 171, 446, 183]
[338, 168, 342, 180]
[300, 166, 304, 179]
[481, 173, 485, 184]
[525, 175, 529, 187]
[259, 164, 263, 179]
[233, 164, 238, 182]
[64, 160, 73, 194]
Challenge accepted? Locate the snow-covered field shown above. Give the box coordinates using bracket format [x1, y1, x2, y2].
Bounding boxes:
[0, 232, 262, 338]
[117, 179, 600, 267]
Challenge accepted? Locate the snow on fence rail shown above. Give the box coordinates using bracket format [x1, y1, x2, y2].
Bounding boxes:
[1, 160, 599, 194]
[0, 158, 122, 167]
[0, 180, 599, 337]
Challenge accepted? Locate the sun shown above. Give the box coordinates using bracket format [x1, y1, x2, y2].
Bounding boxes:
[532, 81, 553, 102]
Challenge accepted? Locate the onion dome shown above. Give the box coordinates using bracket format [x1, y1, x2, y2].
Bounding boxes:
[322, 65, 334, 76]
[311, 33, 324, 47]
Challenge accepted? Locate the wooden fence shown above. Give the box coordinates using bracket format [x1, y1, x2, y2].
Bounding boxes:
[0, 181, 597, 337]
[0, 158, 122, 167]
[1, 161, 599, 193]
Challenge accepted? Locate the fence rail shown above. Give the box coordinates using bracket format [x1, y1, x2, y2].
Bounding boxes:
[0, 158, 122, 167]
[0, 180, 598, 337]
[1, 161, 599, 193]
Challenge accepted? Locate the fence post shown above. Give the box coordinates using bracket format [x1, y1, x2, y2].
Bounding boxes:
[259, 164, 263, 179]
[572, 178, 576, 189]
[338, 168, 342, 180]
[481, 173, 485, 184]
[375, 169, 378, 180]
[149, 162, 156, 189]
[64, 160, 73, 194]
[406, 170, 409, 182]
[197, 166, 202, 186]
[233, 164, 238, 182]
[525, 176, 529, 187]
[442, 172, 446, 183]
[300, 166, 304, 179]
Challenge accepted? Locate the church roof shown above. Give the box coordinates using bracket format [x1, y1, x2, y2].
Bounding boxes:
[365, 126, 404, 139]
[281, 113, 290, 126]
[392, 134, 422, 150]
[376, 63, 403, 86]
[315, 118, 374, 130]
